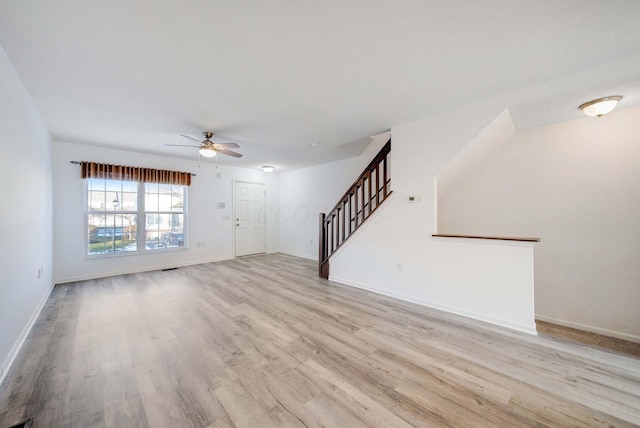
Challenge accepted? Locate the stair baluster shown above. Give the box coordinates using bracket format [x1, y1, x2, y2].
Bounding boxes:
[318, 139, 392, 279]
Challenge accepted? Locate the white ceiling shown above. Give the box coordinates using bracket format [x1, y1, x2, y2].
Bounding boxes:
[1, 0, 640, 171]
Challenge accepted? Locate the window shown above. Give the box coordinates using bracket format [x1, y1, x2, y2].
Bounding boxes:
[87, 178, 138, 255]
[144, 183, 185, 250]
[86, 179, 187, 256]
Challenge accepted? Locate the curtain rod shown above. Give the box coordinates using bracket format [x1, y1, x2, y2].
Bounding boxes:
[69, 160, 197, 176]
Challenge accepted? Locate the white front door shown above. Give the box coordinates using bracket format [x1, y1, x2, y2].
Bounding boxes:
[234, 182, 266, 257]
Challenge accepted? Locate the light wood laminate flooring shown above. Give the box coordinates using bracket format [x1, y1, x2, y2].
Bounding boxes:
[1, 254, 639, 427]
[536, 320, 640, 358]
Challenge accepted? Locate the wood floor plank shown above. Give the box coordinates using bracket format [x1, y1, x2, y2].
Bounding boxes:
[215, 379, 286, 428]
[303, 395, 371, 428]
[1, 254, 639, 427]
[299, 358, 415, 428]
[103, 393, 148, 428]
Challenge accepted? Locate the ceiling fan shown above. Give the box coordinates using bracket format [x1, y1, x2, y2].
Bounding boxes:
[165, 131, 243, 158]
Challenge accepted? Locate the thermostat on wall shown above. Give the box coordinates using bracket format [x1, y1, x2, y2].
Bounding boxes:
[218, 202, 226, 208]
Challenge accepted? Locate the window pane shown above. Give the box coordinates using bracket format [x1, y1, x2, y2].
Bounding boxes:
[88, 191, 106, 211]
[105, 180, 121, 192]
[112, 197, 122, 212]
[103, 191, 121, 211]
[172, 186, 184, 210]
[145, 183, 158, 211]
[119, 214, 138, 252]
[157, 213, 170, 248]
[171, 213, 183, 228]
[158, 185, 172, 211]
[88, 178, 105, 192]
[122, 191, 137, 211]
[88, 213, 137, 254]
[122, 180, 137, 192]
[88, 213, 108, 255]
[146, 213, 184, 249]
[145, 214, 160, 249]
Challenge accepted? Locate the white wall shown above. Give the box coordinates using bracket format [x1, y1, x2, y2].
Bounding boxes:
[0, 44, 53, 384]
[328, 103, 538, 334]
[436, 109, 516, 201]
[53, 141, 279, 283]
[278, 132, 390, 260]
[438, 107, 640, 342]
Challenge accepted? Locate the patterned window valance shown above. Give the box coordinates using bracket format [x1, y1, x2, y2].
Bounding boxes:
[80, 161, 192, 186]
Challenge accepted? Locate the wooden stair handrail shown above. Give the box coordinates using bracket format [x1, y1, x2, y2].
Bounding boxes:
[319, 139, 391, 279]
[325, 140, 391, 218]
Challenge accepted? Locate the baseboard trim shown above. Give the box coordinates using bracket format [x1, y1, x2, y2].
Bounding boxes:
[0, 281, 55, 386]
[277, 251, 316, 261]
[330, 275, 537, 336]
[54, 256, 234, 284]
[535, 315, 640, 344]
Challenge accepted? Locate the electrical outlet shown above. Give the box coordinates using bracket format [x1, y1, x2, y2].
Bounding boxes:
[310, 239, 314, 245]
[396, 262, 402, 272]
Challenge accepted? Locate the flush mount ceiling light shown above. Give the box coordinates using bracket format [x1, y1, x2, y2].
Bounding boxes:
[579, 96, 622, 117]
[198, 147, 217, 157]
[262, 165, 275, 173]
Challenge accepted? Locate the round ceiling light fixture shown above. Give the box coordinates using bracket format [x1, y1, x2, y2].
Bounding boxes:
[262, 165, 275, 173]
[199, 147, 217, 157]
[579, 96, 622, 117]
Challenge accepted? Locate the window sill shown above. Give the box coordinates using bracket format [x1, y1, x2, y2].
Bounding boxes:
[85, 246, 188, 260]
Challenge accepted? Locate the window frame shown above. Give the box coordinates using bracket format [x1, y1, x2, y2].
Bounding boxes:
[84, 179, 188, 259]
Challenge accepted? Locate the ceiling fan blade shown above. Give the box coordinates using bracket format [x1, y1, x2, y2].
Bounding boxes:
[165, 144, 200, 148]
[217, 148, 243, 158]
[213, 142, 240, 149]
[180, 134, 203, 144]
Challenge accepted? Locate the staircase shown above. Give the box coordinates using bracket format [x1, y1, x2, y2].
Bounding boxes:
[319, 139, 392, 279]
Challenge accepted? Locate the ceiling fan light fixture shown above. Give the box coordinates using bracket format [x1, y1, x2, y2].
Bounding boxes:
[262, 165, 275, 173]
[199, 147, 217, 157]
[579, 96, 622, 117]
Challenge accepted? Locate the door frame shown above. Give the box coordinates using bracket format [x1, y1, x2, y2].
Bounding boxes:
[232, 180, 266, 257]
